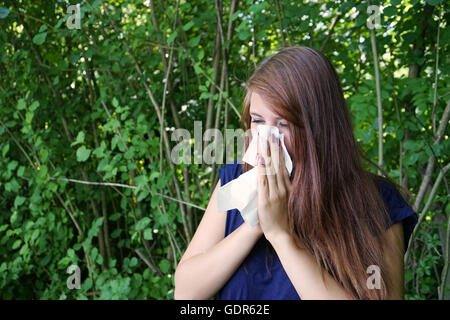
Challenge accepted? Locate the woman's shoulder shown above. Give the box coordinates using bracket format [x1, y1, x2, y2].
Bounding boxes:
[374, 176, 414, 214]
[373, 174, 418, 247]
[218, 159, 243, 186]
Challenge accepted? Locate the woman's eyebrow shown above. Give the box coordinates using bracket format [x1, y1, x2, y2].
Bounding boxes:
[250, 112, 284, 120]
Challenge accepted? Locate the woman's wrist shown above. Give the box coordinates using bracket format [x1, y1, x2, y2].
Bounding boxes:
[241, 221, 264, 239]
[265, 229, 291, 248]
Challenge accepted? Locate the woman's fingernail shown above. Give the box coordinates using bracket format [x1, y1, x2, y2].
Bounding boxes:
[259, 155, 265, 166]
[271, 134, 279, 144]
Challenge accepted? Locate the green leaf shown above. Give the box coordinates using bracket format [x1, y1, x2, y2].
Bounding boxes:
[14, 196, 26, 208]
[134, 175, 148, 193]
[194, 62, 202, 75]
[425, 0, 443, 5]
[93, 141, 106, 158]
[95, 217, 104, 229]
[158, 259, 170, 273]
[38, 165, 48, 178]
[182, 21, 194, 31]
[7, 160, 18, 171]
[167, 31, 178, 44]
[82, 278, 93, 291]
[2, 143, 9, 157]
[111, 229, 121, 239]
[76, 146, 91, 162]
[149, 171, 160, 181]
[129, 257, 138, 267]
[406, 153, 419, 165]
[71, 131, 85, 147]
[109, 213, 121, 222]
[12, 239, 22, 250]
[31, 229, 40, 243]
[143, 229, 153, 240]
[137, 189, 149, 202]
[29, 101, 40, 111]
[39, 149, 49, 163]
[10, 211, 18, 225]
[383, 5, 397, 17]
[197, 48, 204, 61]
[158, 213, 169, 226]
[17, 166, 25, 177]
[136, 217, 150, 231]
[249, 2, 266, 14]
[188, 35, 201, 47]
[231, 11, 240, 21]
[403, 140, 417, 151]
[17, 99, 26, 110]
[199, 92, 211, 99]
[237, 30, 251, 41]
[32, 32, 47, 45]
[96, 254, 103, 265]
[0, 6, 10, 19]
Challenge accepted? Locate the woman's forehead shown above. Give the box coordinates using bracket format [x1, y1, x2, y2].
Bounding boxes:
[249, 93, 282, 119]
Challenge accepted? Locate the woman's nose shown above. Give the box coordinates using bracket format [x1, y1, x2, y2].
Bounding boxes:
[266, 121, 279, 128]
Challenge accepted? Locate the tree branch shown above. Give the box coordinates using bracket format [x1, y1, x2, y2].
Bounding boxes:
[48, 177, 206, 211]
[319, 13, 342, 52]
[413, 100, 450, 212]
[405, 162, 450, 265]
[135, 249, 162, 276]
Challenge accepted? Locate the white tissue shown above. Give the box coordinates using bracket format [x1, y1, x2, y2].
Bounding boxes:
[217, 125, 293, 227]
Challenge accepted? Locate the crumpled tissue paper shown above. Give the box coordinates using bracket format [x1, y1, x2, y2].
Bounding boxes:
[217, 125, 293, 227]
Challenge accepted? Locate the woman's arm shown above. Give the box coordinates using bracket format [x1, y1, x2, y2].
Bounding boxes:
[268, 221, 405, 300]
[268, 232, 353, 299]
[257, 135, 406, 299]
[174, 181, 263, 300]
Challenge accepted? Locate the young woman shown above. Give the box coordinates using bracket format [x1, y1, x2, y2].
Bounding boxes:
[174, 46, 418, 300]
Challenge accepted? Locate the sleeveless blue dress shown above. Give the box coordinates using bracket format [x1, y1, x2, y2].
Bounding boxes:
[217, 160, 418, 300]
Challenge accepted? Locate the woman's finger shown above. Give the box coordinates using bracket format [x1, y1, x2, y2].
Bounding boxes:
[269, 134, 281, 175]
[257, 153, 269, 199]
[273, 134, 287, 191]
[261, 133, 278, 197]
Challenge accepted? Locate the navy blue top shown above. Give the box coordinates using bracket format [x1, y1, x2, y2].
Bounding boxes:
[217, 160, 418, 300]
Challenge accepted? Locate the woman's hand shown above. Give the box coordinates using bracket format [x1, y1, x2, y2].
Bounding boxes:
[256, 133, 292, 243]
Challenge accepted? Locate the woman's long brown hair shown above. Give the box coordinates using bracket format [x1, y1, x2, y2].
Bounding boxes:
[241, 46, 395, 300]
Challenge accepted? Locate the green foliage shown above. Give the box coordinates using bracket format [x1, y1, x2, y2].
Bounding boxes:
[0, 0, 448, 300]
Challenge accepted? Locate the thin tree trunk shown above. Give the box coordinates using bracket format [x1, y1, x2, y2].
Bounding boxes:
[205, 23, 222, 131]
[209, 0, 239, 195]
[369, 17, 383, 175]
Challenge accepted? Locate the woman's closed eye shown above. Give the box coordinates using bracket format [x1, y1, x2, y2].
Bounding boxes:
[251, 118, 288, 127]
[251, 119, 265, 124]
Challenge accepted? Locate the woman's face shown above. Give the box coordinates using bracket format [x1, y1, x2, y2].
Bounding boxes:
[249, 92, 293, 156]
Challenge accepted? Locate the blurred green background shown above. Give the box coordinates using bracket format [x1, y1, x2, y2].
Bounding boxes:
[0, 0, 448, 299]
